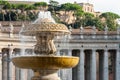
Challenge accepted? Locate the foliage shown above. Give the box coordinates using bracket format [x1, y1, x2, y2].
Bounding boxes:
[75, 9, 84, 17]
[106, 19, 117, 31]
[0, 10, 38, 21]
[34, 2, 48, 7]
[74, 12, 94, 28]
[51, 13, 61, 23]
[100, 12, 120, 19]
[48, 0, 59, 12]
[60, 3, 82, 11]
[83, 12, 95, 26]
[84, 12, 94, 18]
[49, 0, 59, 6]
[2, 2, 14, 9]
[2, 2, 36, 10]
[27, 11, 38, 21]
[15, 4, 28, 10]
[92, 18, 105, 30]
[57, 3, 83, 26]
[99, 12, 120, 30]
[25, 5, 37, 10]
[0, 1, 8, 5]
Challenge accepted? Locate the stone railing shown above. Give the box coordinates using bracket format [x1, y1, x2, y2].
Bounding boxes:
[71, 34, 120, 40]
[0, 32, 120, 41]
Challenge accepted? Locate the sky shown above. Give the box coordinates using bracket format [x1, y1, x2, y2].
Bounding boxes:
[14, 0, 120, 15]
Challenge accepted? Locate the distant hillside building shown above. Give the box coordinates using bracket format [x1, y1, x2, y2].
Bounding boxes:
[79, 3, 94, 14]
[78, 2, 102, 17]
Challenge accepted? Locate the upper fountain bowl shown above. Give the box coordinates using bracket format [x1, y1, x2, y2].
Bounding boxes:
[21, 22, 70, 36]
[20, 13, 70, 36]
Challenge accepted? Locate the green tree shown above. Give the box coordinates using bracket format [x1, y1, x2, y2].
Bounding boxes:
[3, 2, 12, 9]
[48, 0, 59, 12]
[16, 4, 29, 11]
[59, 3, 83, 26]
[100, 12, 120, 30]
[92, 18, 105, 30]
[25, 5, 37, 10]
[100, 12, 120, 19]
[0, 1, 8, 5]
[83, 12, 95, 26]
[33, 2, 48, 10]
[34, 2, 48, 7]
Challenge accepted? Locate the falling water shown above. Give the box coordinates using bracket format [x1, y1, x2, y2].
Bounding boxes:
[54, 32, 72, 80]
[33, 11, 55, 24]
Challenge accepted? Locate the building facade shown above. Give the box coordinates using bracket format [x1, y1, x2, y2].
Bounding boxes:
[78, 2, 102, 17]
[0, 21, 120, 80]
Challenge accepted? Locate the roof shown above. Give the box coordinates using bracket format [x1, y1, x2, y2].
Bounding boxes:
[0, 21, 118, 35]
[0, 21, 31, 33]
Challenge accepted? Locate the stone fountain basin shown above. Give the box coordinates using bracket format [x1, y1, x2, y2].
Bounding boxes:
[12, 56, 79, 69]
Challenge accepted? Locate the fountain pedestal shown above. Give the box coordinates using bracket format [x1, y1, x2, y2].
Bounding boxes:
[32, 70, 60, 80]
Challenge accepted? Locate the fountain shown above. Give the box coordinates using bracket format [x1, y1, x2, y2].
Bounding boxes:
[12, 11, 79, 80]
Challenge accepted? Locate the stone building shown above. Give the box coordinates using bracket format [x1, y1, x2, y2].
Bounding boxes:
[78, 3, 94, 14]
[78, 2, 102, 17]
[0, 21, 120, 80]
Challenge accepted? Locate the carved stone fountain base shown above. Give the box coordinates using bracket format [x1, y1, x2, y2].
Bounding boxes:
[32, 69, 61, 80]
[12, 11, 79, 80]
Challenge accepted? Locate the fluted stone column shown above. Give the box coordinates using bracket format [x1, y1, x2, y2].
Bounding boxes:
[77, 49, 84, 80]
[27, 70, 34, 80]
[67, 50, 72, 80]
[2, 50, 8, 80]
[15, 67, 20, 80]
[68, 49, 72, 56]
[10, 63, 15, 80]
[99, 50, 103, 80]
[0, 49, 2, 80]
[90, 49, 96, 80]
[103, 49, 109, 80]
[115, 49, 120, 80]
[13, 65, 16, 80]
[20, 69, 27, 80]
[99, 49, 108, 80]
[9, 48, 16, 80]
[57, 50, 60, 56]
[85, 50, 90, 80]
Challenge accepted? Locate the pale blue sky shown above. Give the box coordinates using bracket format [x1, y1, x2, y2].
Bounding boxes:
[17, 0, 120, 15]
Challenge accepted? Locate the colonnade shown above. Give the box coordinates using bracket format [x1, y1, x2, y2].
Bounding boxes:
[0, 48, 120, 80]
[71, 49, 120, 80]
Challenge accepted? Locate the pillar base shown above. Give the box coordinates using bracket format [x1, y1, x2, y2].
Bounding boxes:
[31, 69, 61, 80]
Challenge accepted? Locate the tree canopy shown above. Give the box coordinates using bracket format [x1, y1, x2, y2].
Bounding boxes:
[59, 3, 82, 11]
[100, 12, 120, 19]
[99, 12, 120, 30]
[33, 2, 48, 7]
